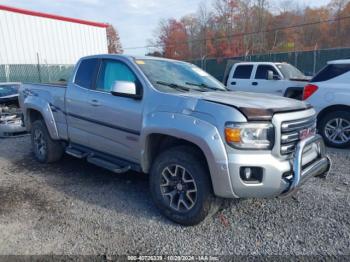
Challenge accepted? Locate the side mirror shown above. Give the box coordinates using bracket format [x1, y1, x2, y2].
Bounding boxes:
[267, 70, 274, 80]
[267, 70, 281, 80]
[111, 81, 141, 99]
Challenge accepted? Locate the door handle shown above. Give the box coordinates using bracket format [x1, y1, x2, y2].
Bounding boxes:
[252, 82, 258, 86]
[90, 99, 101, 107]
[231, 81, 236, 85]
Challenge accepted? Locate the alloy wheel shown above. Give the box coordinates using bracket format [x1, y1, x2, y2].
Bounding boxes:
[33, 129, 47, 158]
[324, 117, 350, 145]
[160, 164, 197, 212]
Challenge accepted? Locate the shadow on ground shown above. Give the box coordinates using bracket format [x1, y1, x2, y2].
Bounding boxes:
[4, 150, 168, 224]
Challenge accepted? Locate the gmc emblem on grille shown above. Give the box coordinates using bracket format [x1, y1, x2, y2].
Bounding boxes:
[299, 128, 315, 140]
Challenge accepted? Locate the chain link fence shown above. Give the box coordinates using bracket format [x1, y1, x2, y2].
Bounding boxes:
[0, 64, 74, 83]
[191, 47, 350, 82]
[1, 47, 349, 84]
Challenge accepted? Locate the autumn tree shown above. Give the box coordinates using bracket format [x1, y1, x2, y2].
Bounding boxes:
[149, 0, 350, 59]
[107, 24, 123, 54]
[328, 0, 350, 46]
[152, 19, 190, 60]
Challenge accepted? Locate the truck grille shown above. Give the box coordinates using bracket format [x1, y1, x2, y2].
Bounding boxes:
[280, 116, 317, 155]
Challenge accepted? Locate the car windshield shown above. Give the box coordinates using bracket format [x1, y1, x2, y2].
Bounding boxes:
[135, 58, 227, 92]
[276, 64, 306, 79]
[0, 85, 18, 97]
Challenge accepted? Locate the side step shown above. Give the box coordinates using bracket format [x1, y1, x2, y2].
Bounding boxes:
[87, 156, 131, 174]
[65, 147, 89, 159]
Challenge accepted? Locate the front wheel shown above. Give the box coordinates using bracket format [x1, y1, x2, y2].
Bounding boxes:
[319, 111, 350, 148]
[149, 146, 218, 226]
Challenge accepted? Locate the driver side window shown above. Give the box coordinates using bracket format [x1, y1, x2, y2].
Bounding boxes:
[96, 60, 139, 93]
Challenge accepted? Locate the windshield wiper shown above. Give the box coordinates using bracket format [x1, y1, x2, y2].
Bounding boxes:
[156, 81, 204, 92]
[156, 81, 190, 92]
[185, 82, 228, 91]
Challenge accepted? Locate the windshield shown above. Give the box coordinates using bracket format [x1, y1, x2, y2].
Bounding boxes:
[0, 85, 18, 98]
[276, 64, 306, 79]
[135, 59, 227, 92]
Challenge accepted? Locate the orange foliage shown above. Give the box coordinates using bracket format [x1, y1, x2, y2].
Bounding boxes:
[152, 0, 350, 59]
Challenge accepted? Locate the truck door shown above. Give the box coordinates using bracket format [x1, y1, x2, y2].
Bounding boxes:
[227, 64, 254, 92]
[84, 58, 143, 163]
[252, 65, 284, 95]
[66, 58, 101, 148]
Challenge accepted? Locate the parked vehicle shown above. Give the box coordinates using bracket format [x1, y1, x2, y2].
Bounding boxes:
[19, 55, 331, 225]
[226, 62, 310, 99]
[0, 82, 27, 137]
[302, 59, 350, 148]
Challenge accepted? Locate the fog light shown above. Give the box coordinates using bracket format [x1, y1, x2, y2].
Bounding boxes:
[240, 167, 263, 183]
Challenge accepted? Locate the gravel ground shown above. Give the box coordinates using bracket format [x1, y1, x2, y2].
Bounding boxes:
[0, 136, 349, 256]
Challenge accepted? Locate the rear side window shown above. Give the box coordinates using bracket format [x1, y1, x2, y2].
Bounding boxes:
[74, 58, 99, 89]
[255, 65, 279, 79]
[232, 65, 253, 79]
[312, 64, 350, 82]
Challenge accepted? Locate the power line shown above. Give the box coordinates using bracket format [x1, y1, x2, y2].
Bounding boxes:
[123, 15, 350, 50]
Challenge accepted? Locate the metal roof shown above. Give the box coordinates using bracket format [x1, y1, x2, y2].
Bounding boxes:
[0, 4, 108, 28]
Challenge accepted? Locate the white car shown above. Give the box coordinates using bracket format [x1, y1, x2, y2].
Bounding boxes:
[303, 59, 350, 148]
[226, 62, 310, 99]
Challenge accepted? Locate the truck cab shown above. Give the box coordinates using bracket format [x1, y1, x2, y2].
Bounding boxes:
[227, 62, 310, 99]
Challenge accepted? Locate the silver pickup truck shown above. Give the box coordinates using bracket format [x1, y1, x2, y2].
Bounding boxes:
[19, 54, 331, 225]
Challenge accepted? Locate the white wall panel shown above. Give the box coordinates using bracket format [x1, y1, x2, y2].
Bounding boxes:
[0, 9, 108, 65]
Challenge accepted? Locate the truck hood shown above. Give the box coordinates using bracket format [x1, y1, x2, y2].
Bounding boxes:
[188, 91, 312, 121]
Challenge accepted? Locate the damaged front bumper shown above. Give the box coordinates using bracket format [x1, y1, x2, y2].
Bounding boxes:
[226, 134, 331, 198]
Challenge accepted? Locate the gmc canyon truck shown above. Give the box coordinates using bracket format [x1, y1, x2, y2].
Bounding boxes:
[19, 55, 331, 226]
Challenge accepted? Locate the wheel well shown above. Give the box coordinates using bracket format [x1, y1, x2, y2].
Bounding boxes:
[317, 105, 350, 124]
[145, 134, 208, 173]
[27, 109, 43, 130]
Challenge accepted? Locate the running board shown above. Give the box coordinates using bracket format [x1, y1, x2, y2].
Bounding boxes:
[87, 156, 131, 174]
[65, 147, 89, 159]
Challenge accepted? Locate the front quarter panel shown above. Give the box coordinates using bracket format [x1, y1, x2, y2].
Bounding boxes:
[140, 111, 238, 198]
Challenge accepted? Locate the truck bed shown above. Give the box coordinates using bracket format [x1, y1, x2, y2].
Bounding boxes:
[19, 82, 68, 139]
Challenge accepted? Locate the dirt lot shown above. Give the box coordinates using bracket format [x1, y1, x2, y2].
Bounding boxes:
[0, 136, 349, 256]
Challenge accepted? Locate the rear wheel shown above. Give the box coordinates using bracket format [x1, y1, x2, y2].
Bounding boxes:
[319, 111, 350, 148]
[149, 146, 218, 226]
[31, 120, 64, 163]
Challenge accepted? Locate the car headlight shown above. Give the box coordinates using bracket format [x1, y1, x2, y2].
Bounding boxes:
[225, 122, 274, 149]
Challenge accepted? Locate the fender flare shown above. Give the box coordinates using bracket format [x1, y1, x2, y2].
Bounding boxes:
[23, 96, 59, 140]
[140, 111, 237, 198]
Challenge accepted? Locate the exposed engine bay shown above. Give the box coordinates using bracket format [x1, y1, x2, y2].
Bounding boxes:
[0, 83, 27, 137]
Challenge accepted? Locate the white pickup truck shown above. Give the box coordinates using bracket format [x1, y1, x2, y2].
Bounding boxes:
[226, 62, 310, 99]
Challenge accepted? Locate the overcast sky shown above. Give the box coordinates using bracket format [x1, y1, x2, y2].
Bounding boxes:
[1, 0, 331, 55]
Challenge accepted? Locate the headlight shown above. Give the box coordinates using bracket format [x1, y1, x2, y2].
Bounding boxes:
[225, 122, 274, 149]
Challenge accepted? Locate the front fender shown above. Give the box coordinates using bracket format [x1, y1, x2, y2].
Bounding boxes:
[140, 111, 237, 198]
[23, 95, 59, 140]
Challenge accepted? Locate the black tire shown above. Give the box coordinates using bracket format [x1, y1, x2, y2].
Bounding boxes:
[31, 120, 64, 163]
[149, 146, 218, 226]
[319, 111, 350, 148]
